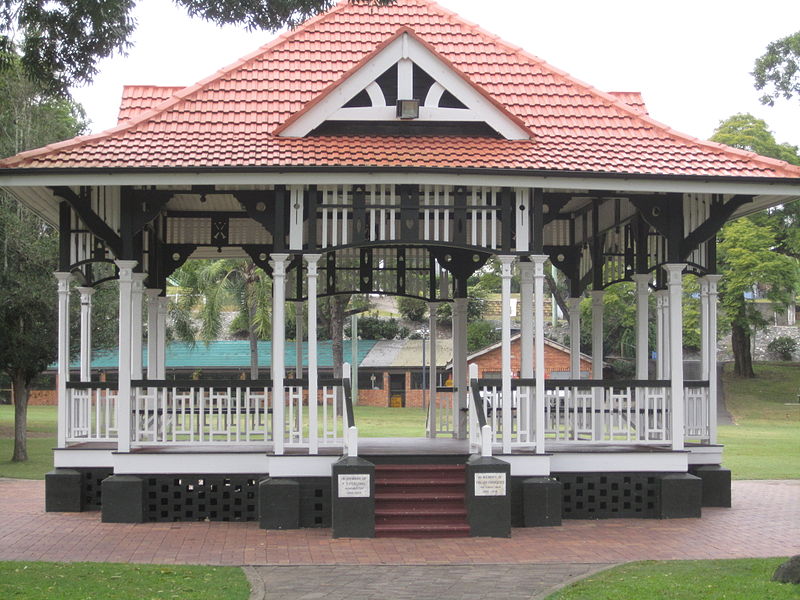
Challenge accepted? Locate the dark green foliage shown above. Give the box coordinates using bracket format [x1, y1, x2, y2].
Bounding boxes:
[346, 315, 404, 340]
[753, 31, 800, 106]
[397, 296, 427, 322]
[766, 336, 798, 361]
[466, 320, 499, 353]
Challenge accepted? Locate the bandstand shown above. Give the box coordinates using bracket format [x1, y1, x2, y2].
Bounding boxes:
[2, 0, 799, 537]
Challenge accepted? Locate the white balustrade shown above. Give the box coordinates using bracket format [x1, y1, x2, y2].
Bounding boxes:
[684, 384, 711, 441]
[65, 386, 118, 442]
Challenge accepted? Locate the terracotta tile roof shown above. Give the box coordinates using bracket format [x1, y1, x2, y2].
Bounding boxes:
[607, 92, 647, 115]
[117, 85, 185, 124]
[2, 0, 799, 178]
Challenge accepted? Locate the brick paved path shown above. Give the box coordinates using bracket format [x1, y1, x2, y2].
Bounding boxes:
[1, 479, 797, 566]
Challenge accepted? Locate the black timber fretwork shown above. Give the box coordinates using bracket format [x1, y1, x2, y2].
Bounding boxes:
[680, 195, 752, 260]
[52, 186, 122, 258]
[126, 189, 173, 235]
[163, 244, 198, 278]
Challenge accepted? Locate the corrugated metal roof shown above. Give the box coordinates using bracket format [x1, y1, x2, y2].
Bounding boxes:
[360, 339, 452, 368]
[71, 340, 378, 370]
[3, 0, 798, 178]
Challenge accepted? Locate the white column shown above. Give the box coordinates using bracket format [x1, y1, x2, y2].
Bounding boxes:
[706, 274, 722, 444]
[305, 254, 321, 455]
[532, 255, 548, 454]
[55, 272, 72, 447]
[566, 297, 582, 378]
[427, 302, 438, 439]
[699, 278, 710, 381]
[115, 260, 137, 453]
[590, 291, 605, 379]
[156, 296, 168, 380]
[130, 273, 147, 381]
[145, 289, 160, 380]
[452, 296, 468, 439]
[77, 286, 95, 383]
[295, 301, 304, 377]
[519, 262, 534, 379]
[655, 290, 668, 379]
[632, 274, 651, 380]
[270, 253, 290, 455]
[665, 264, 686, 451]
[499, 255, 515, 454]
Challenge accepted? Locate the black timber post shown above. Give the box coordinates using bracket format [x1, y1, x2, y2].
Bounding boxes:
[58, 201, 71, 271]
[591, 199, 603, 290]
[453, 186, 467, 245]
[305, 185, 320, 250]
[120, 187, 136, 261]
[532, 188, 544, 254]
[635, 214, 649, 275]
[666, 193, 684, 263]
[500, 186, 513, 253]
[360, 248, 373, 293]
[273, 185, 288, 252]
[352, 184, 366, 244]
[399, 184, 419, 242]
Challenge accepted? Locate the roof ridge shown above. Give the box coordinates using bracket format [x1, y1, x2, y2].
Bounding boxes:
[0, 0, 355, 167]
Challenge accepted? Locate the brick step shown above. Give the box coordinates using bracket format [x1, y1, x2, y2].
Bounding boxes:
[376, 507, 467, 518]
[375, 491, 464, 502]
[376, 498, 465, 512]
[375, 464, 466, 473]
[374, 522, 471, 538]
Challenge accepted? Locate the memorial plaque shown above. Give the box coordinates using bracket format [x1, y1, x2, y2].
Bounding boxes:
[474, 472, 507, 496]
[338, 474, 370, 498]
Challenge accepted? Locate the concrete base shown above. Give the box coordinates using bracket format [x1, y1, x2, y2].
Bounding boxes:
[259, 478, 300, 529]
[522, 477, 562, 527]
[332, 457, 375, 538]
[45, 469, 83, 512]
[101, 475, 145, 523]
[691, 465, 732, 507]
[466, 455, 511, 537]
[658, 473, 702, 519]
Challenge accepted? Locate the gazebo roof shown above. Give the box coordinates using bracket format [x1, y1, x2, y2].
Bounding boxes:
[2, 0, 799, 179]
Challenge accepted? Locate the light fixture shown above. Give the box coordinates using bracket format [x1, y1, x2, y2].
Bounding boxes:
[396, 99, 420, 120]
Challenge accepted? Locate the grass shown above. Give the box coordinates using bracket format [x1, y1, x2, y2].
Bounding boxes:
[0, 405, 58, 480]
[354, 405, 427, 437]
[548, 558, 795, 600]
[0, 562, 249, 600]
[719, 362, 800, 480]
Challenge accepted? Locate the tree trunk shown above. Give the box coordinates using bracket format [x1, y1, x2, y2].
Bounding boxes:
[12, 370, 29, 462]
[731, 321, 755, 378]
[330, 296, 349, 379]
[545, 270, 569, 323]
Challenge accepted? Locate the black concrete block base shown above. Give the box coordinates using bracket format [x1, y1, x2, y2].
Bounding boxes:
[466, 455, 511, 537]
[331, 457, 375, 538]
[522, 477, 562, 527]
[259, 478, 300, 529]
[658, 473, 702, 519]
[45, 469, 83, 512]
[101, 475, 145, 523]
[691, 465, 731, 507]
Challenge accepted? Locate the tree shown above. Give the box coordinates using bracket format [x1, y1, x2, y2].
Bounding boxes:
[397, 296, 427, 322]
[170, 259, 272, 378]
[0, 55, 87, 462]
[0, 0, 393, 93]
[711, 115, 800, 376]
[717, 219, 798, 377]
[753, 31, 800, 106]
[466, 320, 499, 353]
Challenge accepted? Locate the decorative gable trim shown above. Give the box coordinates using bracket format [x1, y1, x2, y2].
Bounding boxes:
[276, 28, 531, 140]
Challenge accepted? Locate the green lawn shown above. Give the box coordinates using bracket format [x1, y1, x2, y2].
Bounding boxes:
[0, 562, 249, 600]
[548, 558, 795, 600]
[719, 362, 800, 480]
[0, 405, 58, 480]
[354, 405, 427, 437]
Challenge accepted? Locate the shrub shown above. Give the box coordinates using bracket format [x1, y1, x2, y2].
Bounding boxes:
[397, 296, 427, 322]
[767, 336, 797, 361]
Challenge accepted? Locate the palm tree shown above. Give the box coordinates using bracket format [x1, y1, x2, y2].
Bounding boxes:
[170, 259, 272, 378]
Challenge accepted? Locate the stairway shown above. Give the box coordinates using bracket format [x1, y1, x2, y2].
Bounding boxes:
[374, 463, 469, 538]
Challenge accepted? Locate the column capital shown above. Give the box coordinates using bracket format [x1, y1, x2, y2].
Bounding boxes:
[704, 274, 723, 284]
[114, 260, 138, 280]
[270, 253, 290, 277]
[631, 273, 651, 286]
[663, 263, 687, 280]
[144, 288, 162, 299]
[518, 260, 534, 283]
[566, 296, 582, 311]
[303, 253, 322, 265]
[54, 271, 73, 284]
[589, 289, 605, 304]
[498, 254, 515, 277]
[76, 286, 96, 298]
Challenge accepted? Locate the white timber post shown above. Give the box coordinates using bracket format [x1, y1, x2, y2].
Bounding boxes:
[566, 297, 582, 378]
[706, 274, 722, 444]
[532, 255, 548, 454]
[305, 254, 321, 455]
[156, 295, 168, 380]
[590, 290, 605, 441]
[452, 295, 468, 439]
[519, 261, 534, 443]
[270, 253, 290, 455]
[633, 274, 651, 381]
[77, 286, 95, 383]
[665, 264, 686, 451]
[499, 255, 515, 454]
[655, 290, 667, 379]
[427, 301, 438, 439]
[55, 272, 73, 447]
[145, 289, 160, 380]
[130, 273, 147, 381]
[699, 278, 710, 382]
[115, 260, 137, 453]
[295, 301, 304, 378]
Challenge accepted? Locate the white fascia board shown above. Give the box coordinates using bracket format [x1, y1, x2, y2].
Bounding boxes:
[268, 455, 339, 477]
[4, 173, 800, 197]
[112, 451, 269, 474]
[686, 445, 723, 466]
[54, 448, 115, 468]
[279, 37, 404, 137]
[498, 453, 551, 476]
[549, 450, 688, 473]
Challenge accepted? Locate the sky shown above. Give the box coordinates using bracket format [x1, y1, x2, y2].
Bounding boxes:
[71, 0, 800, 148]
